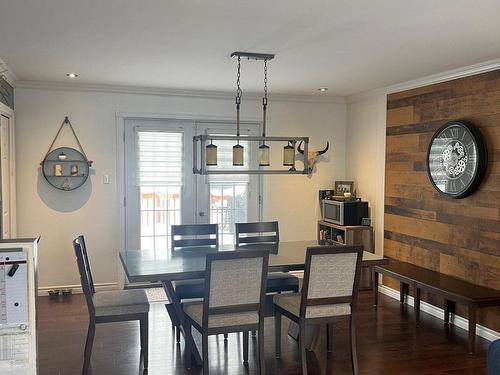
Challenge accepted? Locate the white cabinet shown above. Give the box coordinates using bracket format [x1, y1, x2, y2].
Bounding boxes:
[0, 239, 39, 375]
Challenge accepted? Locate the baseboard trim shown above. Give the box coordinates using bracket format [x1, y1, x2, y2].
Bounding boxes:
[38, 282, 118, 296]
[378, 285, 500, 342]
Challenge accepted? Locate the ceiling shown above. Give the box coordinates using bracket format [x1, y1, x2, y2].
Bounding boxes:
[1, 0, 500, 96]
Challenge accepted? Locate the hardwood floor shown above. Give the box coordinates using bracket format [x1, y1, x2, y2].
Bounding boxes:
[38, 291, 489, 375]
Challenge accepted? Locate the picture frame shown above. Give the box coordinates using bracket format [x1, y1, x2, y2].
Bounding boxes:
[334, 180, 354, 196]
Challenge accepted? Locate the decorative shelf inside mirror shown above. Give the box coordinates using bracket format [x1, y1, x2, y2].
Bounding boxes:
[41, 117, 93, 191]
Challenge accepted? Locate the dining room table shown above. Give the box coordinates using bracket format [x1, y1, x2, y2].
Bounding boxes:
[119, 240, 388, 365]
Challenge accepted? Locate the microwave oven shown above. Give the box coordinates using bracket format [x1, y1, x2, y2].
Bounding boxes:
[322, 199, 368, 226]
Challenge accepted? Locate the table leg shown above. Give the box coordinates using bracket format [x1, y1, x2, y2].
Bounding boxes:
[162, 281, 202, 365]
[373, 269, 379, 306]
[468, 305, 477, 354]
[414, 287, 421, 325]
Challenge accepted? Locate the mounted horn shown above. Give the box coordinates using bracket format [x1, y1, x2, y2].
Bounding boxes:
[297, 141, 305, 154]
[317, 142, 329, 155]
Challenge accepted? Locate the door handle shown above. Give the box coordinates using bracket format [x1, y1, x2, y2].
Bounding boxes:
[198, 211, 205, 217]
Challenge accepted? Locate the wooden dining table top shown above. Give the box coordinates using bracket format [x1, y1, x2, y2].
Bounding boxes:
[119, 240, 388, 283]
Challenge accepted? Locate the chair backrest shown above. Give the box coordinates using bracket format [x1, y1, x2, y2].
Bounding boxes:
[171, 224, 219, 250]
[202, 250, 269, 326]
[73, 236, 95, 316]
[488, 339, 500, 375]
[235, 221, 279, 246]
[300, 245, 363, 319]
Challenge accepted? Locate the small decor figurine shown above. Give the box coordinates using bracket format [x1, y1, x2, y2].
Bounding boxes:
[70, 164, 78, 176]
[54, 164, 63, 176]
[58, 152, 68, 161]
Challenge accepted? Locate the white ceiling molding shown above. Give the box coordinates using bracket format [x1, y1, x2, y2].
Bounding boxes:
[15, 80, 346, 104]
[347, 57, 500, 104]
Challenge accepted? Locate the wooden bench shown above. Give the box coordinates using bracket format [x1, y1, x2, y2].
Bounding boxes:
[372, 262, 500, 354]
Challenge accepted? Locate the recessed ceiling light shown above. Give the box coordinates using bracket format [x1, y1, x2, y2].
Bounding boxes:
[66, 73, 79, 78]
[318, 87, 328, 92]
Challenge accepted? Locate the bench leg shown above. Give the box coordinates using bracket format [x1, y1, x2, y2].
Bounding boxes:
[373, 270, 379, 306]
[444, 299, 455, 325]
[400, 282, 409, 304]
[468, 305, 477, 354]
[414, 287, 421, 325]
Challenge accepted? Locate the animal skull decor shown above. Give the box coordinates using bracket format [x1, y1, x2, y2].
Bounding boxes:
[297, 141, 329, 175]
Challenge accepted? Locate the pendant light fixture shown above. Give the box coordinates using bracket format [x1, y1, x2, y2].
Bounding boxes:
[283, 141, 296, 167]
[193, 51, 314, 176]
[205, 138, 218, 166]
[259, 59, 270, 167]
[233, 55, 244, 166]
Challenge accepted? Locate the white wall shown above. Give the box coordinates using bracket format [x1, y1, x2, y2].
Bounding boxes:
[345, 95, 387, 254]
[14, 86, 346, 291]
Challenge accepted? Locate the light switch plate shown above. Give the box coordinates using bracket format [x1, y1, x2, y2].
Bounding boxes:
[103, 174, 110, 184]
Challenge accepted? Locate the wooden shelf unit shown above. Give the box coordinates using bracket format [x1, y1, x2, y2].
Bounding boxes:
[317, 220, 374, 253]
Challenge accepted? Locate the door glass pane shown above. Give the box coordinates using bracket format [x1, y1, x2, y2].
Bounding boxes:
[209, 182, 248, 245]
[140, 186, 181, 257]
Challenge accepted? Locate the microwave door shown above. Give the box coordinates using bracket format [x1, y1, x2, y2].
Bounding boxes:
[324, 202, 342, 225]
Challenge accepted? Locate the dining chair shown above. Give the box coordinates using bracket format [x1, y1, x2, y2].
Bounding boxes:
[183, 249, 269, 374]
[235, 221, 299, 294]
[168, 223, 219, 343]
[73, 236, 150, 374]
[273, 245, 363, 375]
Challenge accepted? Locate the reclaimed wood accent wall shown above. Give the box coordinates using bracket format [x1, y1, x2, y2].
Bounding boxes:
[385, 70, 500, 331]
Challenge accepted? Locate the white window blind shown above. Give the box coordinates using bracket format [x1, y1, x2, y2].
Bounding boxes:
[135, 129, 184, 186]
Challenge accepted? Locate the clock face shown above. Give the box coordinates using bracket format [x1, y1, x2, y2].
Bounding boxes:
[427, 121, 487, 198]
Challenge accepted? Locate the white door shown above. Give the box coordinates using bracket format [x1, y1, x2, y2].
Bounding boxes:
[123, 119, 262, 254]
[195, 122, 261, 245]
[0, 115, 10, 238]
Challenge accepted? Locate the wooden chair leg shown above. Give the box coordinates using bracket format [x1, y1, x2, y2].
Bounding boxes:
[349, 316, 359, 375]
[140, 315, 149, 369]
[326, 323, 332, 352]
[468, 305, 477, 354]
[373, 270, 379, 306]
[243, 331, 249, 362]
[258, 323, 266, 375]
[299, 321, 308, 375]
[202, 333, 209, 374]
[176, 326, 181, 344]
[275, 312, 282, 358]
[184, 320, 193, 369]
[82, 321, 96, 375]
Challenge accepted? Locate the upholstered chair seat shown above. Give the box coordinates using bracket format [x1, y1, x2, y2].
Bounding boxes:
[93, 289, 150, 316]
[273, 293, 351, 319]
[173, 279, 206, 299]
[184, 301, 259, 328]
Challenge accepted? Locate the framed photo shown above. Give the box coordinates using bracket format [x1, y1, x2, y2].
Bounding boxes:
[334, 181, 354, 196]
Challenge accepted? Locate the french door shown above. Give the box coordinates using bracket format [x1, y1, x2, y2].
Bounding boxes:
[124, 119, 261, 256]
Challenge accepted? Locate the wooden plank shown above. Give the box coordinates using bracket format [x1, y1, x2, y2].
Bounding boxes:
[387, 106, 417, 127]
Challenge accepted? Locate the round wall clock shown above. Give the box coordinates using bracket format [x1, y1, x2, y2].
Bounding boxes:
[427, 120, 487, 199]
